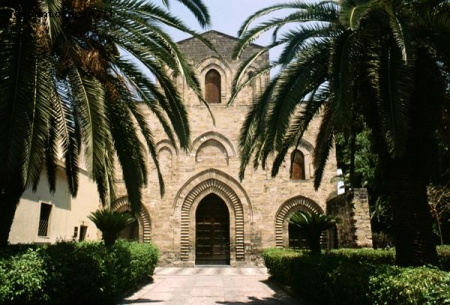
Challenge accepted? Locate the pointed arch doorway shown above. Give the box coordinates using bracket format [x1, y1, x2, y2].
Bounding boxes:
[195, 193, 230, 265]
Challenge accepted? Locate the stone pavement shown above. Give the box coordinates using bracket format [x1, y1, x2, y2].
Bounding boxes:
[119, 267, 302, 305]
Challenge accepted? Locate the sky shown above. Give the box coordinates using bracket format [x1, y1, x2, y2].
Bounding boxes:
[156, 0, 294, 62]
[161, 1, 282, 39]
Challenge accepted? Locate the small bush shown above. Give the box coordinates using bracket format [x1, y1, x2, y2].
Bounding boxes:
[263, 247, 450, 305]
[368, 266, 450, 305]
[263, 248, 299, 285]
[0, 248, 48, 305]
[0, 241, 159, 305]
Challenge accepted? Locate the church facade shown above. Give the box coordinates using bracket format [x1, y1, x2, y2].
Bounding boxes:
[115, 31, 340, 266]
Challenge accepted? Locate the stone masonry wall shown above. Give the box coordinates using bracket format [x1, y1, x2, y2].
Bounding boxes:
[116, 31, 339, 266]
[327, 189, 372, 248]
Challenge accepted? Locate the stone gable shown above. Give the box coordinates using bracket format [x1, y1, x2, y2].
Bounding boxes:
[178, 30, 268, 64]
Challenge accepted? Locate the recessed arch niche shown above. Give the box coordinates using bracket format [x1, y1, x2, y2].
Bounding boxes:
[112, 196, 152, 243]
[274, 195, 323, 248]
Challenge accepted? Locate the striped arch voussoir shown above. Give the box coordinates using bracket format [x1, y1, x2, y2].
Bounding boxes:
[179, 178, 245, 262]
[112, 196, 152, 243]
[274, 196, 323, 248]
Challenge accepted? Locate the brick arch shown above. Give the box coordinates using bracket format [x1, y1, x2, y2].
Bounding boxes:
[287, 139, 315, 179]
[196, 56, 231, 102]
[156, 139, 177, 155]
[173, 169, 252, 263]
[195, 139, 228, 166]
[274, 195, 323, 248]
[112, 196, 152, 243]
[196, 56, 232, 75]
[191, 131, 236, 158]
[296, 139, 314, 153]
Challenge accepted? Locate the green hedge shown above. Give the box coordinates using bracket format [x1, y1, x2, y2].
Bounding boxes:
[263, 247, 450, 305]
[369, 266, 450, 305]
[0, 240, 159, 305]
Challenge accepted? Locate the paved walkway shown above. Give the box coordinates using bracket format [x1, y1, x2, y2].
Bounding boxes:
[119, 267, 301, 305]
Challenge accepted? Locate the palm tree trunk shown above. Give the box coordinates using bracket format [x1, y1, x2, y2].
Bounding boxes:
[308, 233, 322, 255]
[390, 159, 438, 267]
[386, 50, 442, 267]
[0, 187, 22, 247]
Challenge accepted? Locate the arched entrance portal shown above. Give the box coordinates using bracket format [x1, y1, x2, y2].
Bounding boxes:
[195, 194, 230, 265]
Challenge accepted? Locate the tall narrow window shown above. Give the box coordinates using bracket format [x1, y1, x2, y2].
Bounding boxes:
[291, 150, 305, 180]
[38, 203, 52, 237]
[205, 69, 221, 103]
[79, 226, 88, 241]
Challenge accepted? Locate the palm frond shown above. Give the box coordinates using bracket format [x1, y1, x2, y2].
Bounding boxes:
[277, 22, 334, 65]
[264, 41, 331, 153]
[238, 81, 277, 180]
[26, 56, 56, 191]
[271, 97, 325, 177]
[328, 30, 355, 133]
[105, 84, 146, 212]
[173, 0, 210, 28]
[375, 43, 412, 158]
[0, 18, 36, 188]
[313, 104, 335, 189]
[229, 48, 273, 105]
[114, 59, 179, 150]
[39, 0, 62, 42]
[67, 67, 108, 176]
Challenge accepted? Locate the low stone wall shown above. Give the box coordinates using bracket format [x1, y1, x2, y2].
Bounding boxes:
[327, 189, 372, 248]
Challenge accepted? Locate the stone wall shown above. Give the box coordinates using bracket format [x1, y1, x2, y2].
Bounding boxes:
[116, 31, 339, 266]
[326, 189, 372, 248]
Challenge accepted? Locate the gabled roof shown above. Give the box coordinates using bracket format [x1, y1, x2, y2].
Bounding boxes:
[177, 30, 264, 48]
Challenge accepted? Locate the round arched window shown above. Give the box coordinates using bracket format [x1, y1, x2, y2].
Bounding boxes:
[205, 69, 221, 103]
[291, 150, 305, 179]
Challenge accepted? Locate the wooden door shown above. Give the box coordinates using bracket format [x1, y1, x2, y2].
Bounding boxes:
[196, 194, 230, 265]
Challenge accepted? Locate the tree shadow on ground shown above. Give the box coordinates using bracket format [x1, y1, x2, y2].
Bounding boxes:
[217, 296, 284, 304]
[119, 299, 163, 304]
[217, 279, 303, 305]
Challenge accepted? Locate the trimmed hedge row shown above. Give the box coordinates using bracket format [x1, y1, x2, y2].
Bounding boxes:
[0, 240, 159, 305]
[264, 247, 450, 305]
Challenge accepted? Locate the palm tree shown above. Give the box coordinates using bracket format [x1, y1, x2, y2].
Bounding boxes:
[230, 0, 450, 266]
[0, 0, 212, 246]
[290, 211, 341, 255]
[88, 209, 135, 247]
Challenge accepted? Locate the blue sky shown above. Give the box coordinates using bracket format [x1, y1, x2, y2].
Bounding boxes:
[156, 0, 296, 63]
[160, 0, 283, 41]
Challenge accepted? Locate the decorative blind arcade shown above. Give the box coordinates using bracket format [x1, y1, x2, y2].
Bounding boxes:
[205, 69, 221, 103]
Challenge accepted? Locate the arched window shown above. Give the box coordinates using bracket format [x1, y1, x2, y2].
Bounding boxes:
[205, 69, 221, 103]
[291, 150, 305, 179]
[248, 71, 255, 86]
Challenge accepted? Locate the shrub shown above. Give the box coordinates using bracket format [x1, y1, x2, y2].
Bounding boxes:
[0, 248, 48, 304]
[107, 240, 160, 294]
[0, 241, 159, 305]
[263, 248, 299, 285]
[263, 247, 450, 305]
[368, 266, 450, 305]
[43, 241, 110, 305]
